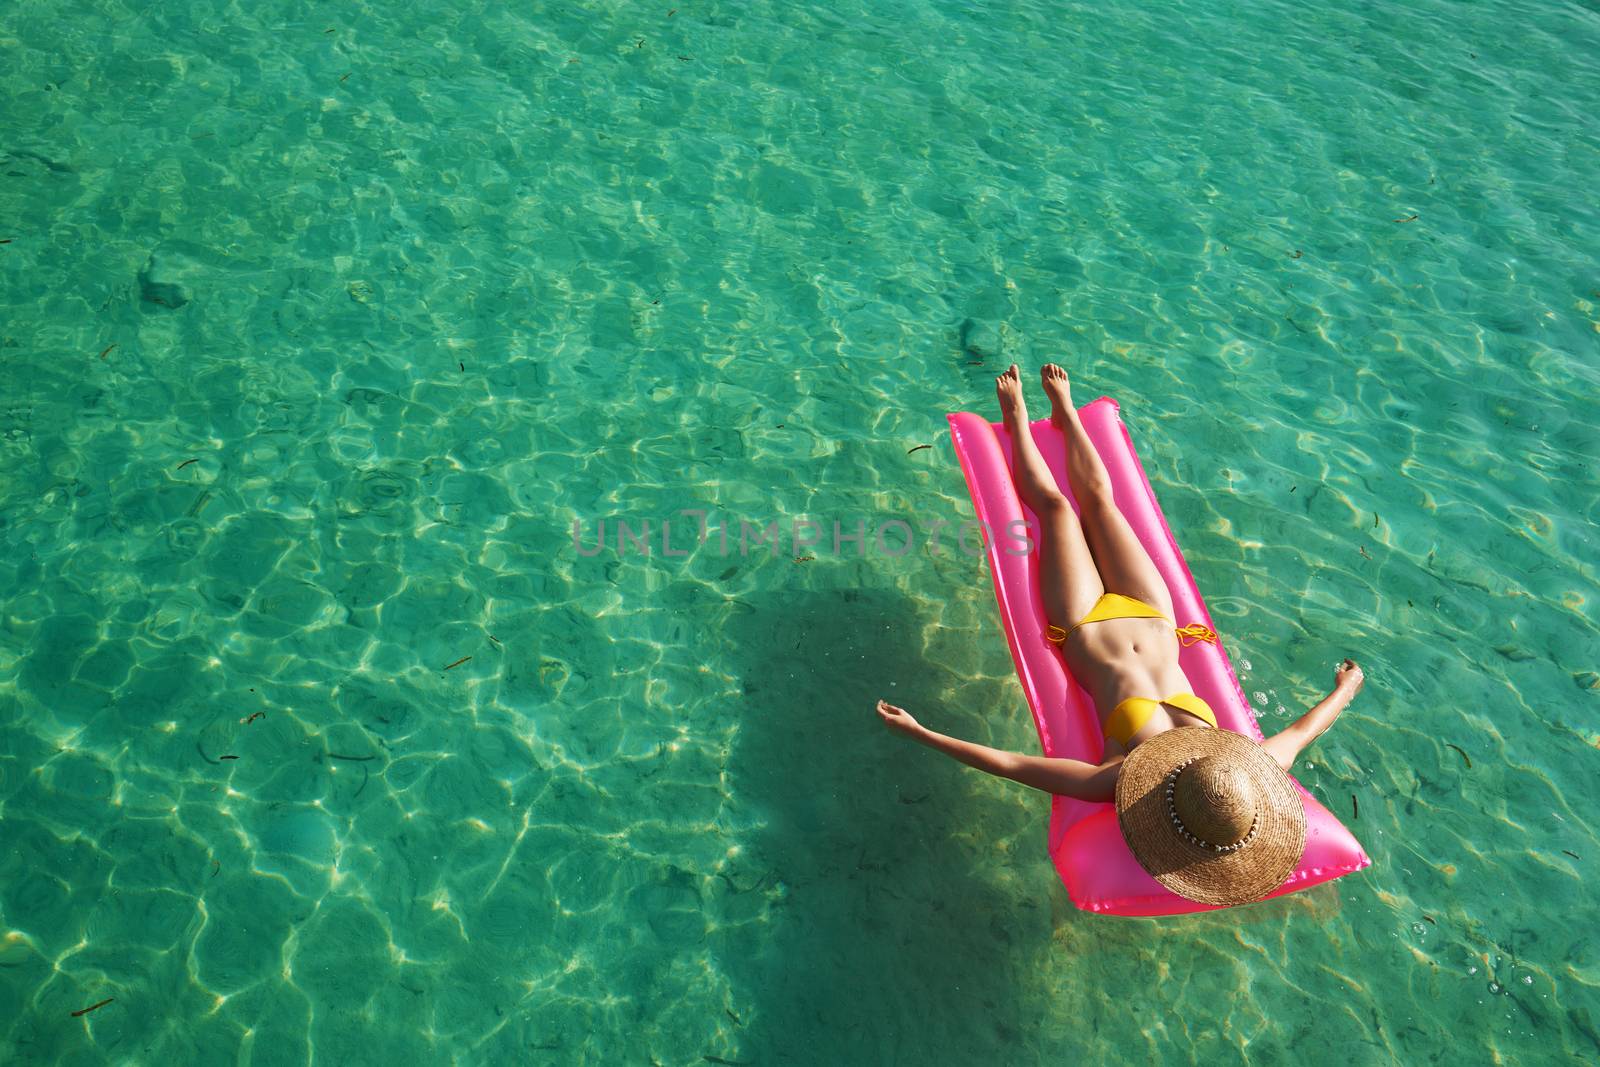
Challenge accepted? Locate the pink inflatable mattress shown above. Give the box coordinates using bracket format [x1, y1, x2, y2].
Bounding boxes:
[947, 398, 1369, 915]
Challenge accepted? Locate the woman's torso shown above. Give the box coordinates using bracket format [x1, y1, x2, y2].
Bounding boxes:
[1060, 615, 1212, 757]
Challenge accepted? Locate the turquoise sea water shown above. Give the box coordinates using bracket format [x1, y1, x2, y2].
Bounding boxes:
[3, 0, 1598, 1062]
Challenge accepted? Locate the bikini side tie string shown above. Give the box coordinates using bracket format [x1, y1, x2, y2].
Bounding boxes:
[1175, 623, 1219, 647]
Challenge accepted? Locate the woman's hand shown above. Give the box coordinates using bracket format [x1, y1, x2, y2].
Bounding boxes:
[1334, 658, 1364, 696]
[875, 699, 924, 740]
[1263, 660, 1364, 770]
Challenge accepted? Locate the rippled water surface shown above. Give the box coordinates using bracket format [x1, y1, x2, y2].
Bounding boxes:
[3, 1, 1598, 1063]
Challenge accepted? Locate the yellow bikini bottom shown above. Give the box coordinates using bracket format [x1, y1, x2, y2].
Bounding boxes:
[1103, 692, 1218, 746]
[1045, 592, 1219, 648]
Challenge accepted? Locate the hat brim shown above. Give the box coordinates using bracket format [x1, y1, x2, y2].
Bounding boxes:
[1115, 727, 1308, 906]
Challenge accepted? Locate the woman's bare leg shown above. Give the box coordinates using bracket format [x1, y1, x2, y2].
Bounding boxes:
[1040, 364, 1174, 617]
[996, 365, 1103, 627]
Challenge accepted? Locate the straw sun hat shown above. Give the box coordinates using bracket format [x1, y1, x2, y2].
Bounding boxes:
[1115, 727, 1307, 906]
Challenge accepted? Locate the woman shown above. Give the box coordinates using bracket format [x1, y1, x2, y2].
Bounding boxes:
[876, 364, 1365, 905]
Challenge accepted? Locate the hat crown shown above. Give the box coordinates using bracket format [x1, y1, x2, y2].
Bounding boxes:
[1173, 756, 1257, 846]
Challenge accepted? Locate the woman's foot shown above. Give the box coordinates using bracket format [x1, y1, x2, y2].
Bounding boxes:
[1042, 364, 1074, 427]
[997, 364, 1068, 514]
[996, 363, 1029, 425]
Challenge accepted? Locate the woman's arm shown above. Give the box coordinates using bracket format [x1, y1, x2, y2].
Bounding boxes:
[1261, 659, 1364, 771]
[876, 699, 1121, 802]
